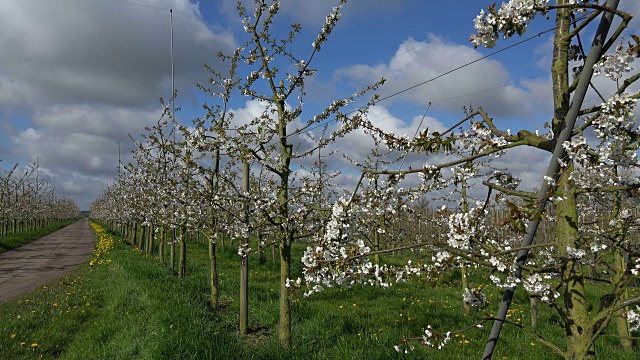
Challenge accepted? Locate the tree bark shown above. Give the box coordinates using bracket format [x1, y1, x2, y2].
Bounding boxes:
[178, 233, 186, 278]
[279, 239, 291, 349]
[209, 238, 219, 310]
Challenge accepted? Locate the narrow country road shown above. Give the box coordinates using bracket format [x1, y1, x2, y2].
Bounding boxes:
[0, 219, 95, 303]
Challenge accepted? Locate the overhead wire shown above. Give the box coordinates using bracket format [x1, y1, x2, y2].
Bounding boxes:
[287, 12, 592, 140]
[430, 71, 550, 103]
[333, 17, 479, 98]
[104, 0, 169, 11]
[398, 102, 431, 171]
[97, 0, 588, 147]
[357, 71, 552, 136]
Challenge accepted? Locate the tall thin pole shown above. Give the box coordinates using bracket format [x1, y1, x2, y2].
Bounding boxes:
[169, 8, 177, 270]
[118, 141, 121, 175]
[170, 8, 175, 138]
[481, 2, 619, 358]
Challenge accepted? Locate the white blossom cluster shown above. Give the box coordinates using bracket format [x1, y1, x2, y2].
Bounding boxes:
[312, 1, 346, 50]
[563, 92, 639, 187]
[562, 136, 588, 165]
[446, 210, 482, 250]
[566, 246, 587, 260]
[631, 258, 640, 276]
[490, 274, 520, 289]
[594, 93, 637, 142]
[300, 185, 432, 296]
[593, 44, 636, 80]
[394, 326, 452, 353]
[627, 307, 640, 332]
[470, 0, 550, 48]
[522, 273, 559, 302]
[237, 243, 252, 257]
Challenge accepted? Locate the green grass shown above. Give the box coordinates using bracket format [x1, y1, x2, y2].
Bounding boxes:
[0, 220, 80, 254]
[1, 225, 639, 359]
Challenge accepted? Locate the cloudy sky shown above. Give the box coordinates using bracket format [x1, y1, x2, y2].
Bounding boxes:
[0, 0, 638, 210]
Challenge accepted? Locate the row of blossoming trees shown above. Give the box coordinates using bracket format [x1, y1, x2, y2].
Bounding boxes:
[0, 162, 81, 237]
[90, 1, 640, 359]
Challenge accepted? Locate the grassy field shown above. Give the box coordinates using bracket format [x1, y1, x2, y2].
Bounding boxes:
[0, 223, 639, 359]
[0, 220, 80, 254]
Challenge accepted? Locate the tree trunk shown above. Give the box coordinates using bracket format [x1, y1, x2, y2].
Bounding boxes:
[558, 171, 595, 360]
[140, 224, 146, 250]
[209, 238, 219, 310]
[147, 224, 154, 255]
[272, 240, 276, 263]
[240, 248, 249, 334]
[170, 228, 176, 272]
[461, 263, 470, 314]
[134, 222, 139, 246]
[374, 230, 381, 287]
[615, 252, 633, 350]
[279, 238, 291, 349]
[178, 234, 186, 278]
[159, 227, 165, 264]
[258, 233, 266, 264]
[530, 297, 538, 328]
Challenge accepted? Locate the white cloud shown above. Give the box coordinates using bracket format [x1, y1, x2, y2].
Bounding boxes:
[32, 105, 159, 140]
[0, 0, 238, 209]
[323, 105, 446, 169]
[336, 34, 552, 119]
[12, 128, 117, 175]
[0, 0, 235, 109]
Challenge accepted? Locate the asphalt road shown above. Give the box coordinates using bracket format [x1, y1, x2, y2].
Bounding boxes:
[0, 219, 95, 303]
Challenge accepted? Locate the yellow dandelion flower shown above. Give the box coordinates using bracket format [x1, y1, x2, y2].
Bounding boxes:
[31, 343, 38, 348]
[10, 334, 16, 339]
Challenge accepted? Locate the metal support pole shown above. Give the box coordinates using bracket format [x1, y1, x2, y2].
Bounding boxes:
[482, 2, 619, 358]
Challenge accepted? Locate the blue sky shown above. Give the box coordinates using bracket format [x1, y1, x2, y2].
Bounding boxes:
[0, 0, 638, 209]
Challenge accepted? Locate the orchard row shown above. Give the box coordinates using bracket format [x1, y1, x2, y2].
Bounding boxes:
[91, 1, 640, 359]
[1, 162, 80, 237]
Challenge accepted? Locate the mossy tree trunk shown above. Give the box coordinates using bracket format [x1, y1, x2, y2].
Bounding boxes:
[159, 227, 165, 264]
[612, 176, 633, 351]
[276, 85, 293, 349]
[557, 170, 595, 360]
[209, 238, 219, 310]
[279, 235, 292, 348]
[170, 228, 176, 271]
[550, 4, 595, 358]
[461, 174, 470, 314]
[178, 234, 186, 278]
[209, 148, 221, 311]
